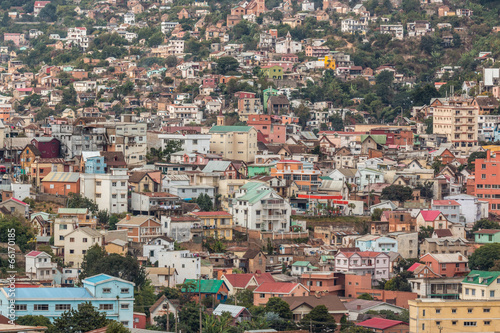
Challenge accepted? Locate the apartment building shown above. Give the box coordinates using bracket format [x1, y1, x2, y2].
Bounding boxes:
[209, 125, 258, 163]
[474, 150, 500, 214]
[64, 227, 103, 267]
[419, 253, 469, 278]
[25, 251, 57, 281]
[158, 133, 211, 154]
[232, 181, 291, 232]
[166, 104, 203, 125]
[462, 270, 500, 300]
[0, 274, 135, 327]
[432, 98, 478, 152]
[116, 215, 163, 243]
[237, 98, 261, 121]
[247, 114, 286, 144]
[341, 19, 368, 34]
[380, 24, 404, 40]
[80, 168, 129, 214]
[409, 299, 500, 333]
[270, 160, 322, 192]
[334, 251, 391, 281]
[67, 27, 89, 50]
[188, 211, 233, 240]
[157, 250, 201, 283]
[105, 121, 147, 167]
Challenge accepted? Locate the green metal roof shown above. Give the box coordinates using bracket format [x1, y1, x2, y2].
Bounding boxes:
[320, 176, 332, 180]
[240, 181, 265, 191]
[462, 270, 500, 286]
[237, 188, 272, 205]
[292, 261, 313, 267]
[209, 126, 253, 133]
[361, 134, 387, 145]
[182, 279, 225, 293]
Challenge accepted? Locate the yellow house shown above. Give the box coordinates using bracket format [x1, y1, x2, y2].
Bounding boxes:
[409, 298, 500, 333]
[105, 239, 128, 256]
[461, 270, 500, 300]
[208, 126, 258, 163]
[189, 211, 233, 240]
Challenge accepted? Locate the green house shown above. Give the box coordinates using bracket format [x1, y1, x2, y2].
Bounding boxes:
[248, 164, 273, 177]
[261, 65, 283, 80]
[181, 279, 229, 302]
[474, 229, 500, 243]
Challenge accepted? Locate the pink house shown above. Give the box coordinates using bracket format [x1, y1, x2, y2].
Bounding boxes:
[247, 114, 287, 144]
[253, 282, 310, 306]
[4, 33, 23, 47]
[267, 61, 294, 72]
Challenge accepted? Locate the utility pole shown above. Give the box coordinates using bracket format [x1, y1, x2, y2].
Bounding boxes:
[166, 303, 169, 332]
[199, 275, 202, 333]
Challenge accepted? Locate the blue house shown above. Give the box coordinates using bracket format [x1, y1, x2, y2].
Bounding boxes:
[85, 156, 106, 174]
[0, 274, 134, 328]
[355, 235, 398, 253]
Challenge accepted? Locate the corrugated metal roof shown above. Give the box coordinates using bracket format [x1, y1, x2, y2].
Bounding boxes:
[7, 287, 92, 299]
[202, 161, 232, 173]
[209, 125, 252, 133]
[58, 208, 88, 214]
[42, 172, 80, 183]
[213, 304, 246, 317]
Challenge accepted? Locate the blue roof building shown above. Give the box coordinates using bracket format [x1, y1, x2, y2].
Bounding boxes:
[0, 274, 135, 328]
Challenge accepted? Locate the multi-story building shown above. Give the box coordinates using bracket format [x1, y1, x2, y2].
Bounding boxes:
[232, 181, 291, 232]
[407, 21, 433, 37]
[158, 133, 211, 154]
[105, 120, 147, 167]
[247, 115, 286, 144]
[188, 211, 233, 240]
[409, 298, 500, 333]
[431, 200, 462, 224]
[341, 19, 368, 34]
[355, 235, 398, 253]
[432, 98, 478, 152]
[66, 27, 89, 50]
[80, 168, 129, 214]
[63, 227, 103, 267]
[474, 150, 500, 214]
[270, 160, 322, 192]
[166, 104, 202, 125]
[157, 250, 201, 283]
[419, 253, 469, 278]
[380, 24, 404, 39]
[209, 125, 258, 163]
[334, 251, 391, 281]
[478, 114, 500, 141]
[116, 215, 163, 243]
[0, 274, 135, 327]
[237, 98, 262, 121]
[25, 250, 57, 281]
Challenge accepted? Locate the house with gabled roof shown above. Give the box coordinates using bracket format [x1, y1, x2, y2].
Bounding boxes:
[334, 251, 391, 281]
[149, 295, 180, 327]
[461, 270, 500, 300]
[284, 294, 347, 322]
[420, 252, 469, 278]
[213, 304, 251, 324]
[181, 279, 229, 304]
[356, 318, 409, 333]
[415, 210, 449, 230]
[253, 282, 310, 306]
[221, 272, 275, 295]
[0, 197, 29, 217]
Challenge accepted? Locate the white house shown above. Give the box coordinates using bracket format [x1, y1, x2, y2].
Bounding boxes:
[25, 251, 57, 281]
[80, 168, 129, 214]
[157, 250, 201, 283]
[334, 251, 391, 281]
[124, 12, 135, 25]
[63, 227, 103, 268]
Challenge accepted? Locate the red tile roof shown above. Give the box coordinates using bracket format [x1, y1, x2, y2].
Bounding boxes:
[357, 318, 407, 330]
[254, 282, 301, 294]
[473, 229, 500, 234]
[224, 274, 254, 288]
[419, 210, 441, 221]
[407, 263, 422, 272]
[11, 198, 28, 206]
[341, 251, 386, 258]
[26, 251, 43, 257]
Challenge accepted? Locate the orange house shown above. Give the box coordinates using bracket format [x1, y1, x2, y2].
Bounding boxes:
[270, 160, 322, 192]
[247, 114, 287, 144]
[419, 253, 469, 278]
[41, 172, 80, 195]
[253, 282, 310, 306]
[116, 215, 162, 243]
[299, 271, 343, 294]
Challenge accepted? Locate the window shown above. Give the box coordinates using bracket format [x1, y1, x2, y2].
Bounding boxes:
[15, 304, 27, 311]
[422, 310, 425, 316]
[83, 238, 88, 243]
[491, 290, 495, 297]
[452, 321, 457, 325]
[464, 322, 476, 326]
[121, 304, 129, 309]
[112, 182, 117, 187]
[468, 308, 473, 313]
[435, 309, 440, 314]
[102, 288, 111, 294]
[56, 304, 71, 311]
[472, 289, 476, 296]
[34, 304, 49, 311]
[484, 308, 490, 313]
[435, 321, 441, 326]
[451, 309, 456, 313]
[121, 288, 129, 294]
[99, 304, 113, 310]
[260, 294, 265, 298]
[485, 321, 491, 325]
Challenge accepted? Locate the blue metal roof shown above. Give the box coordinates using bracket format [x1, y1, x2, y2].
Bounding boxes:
[83, 274, 115, 284]
[6, 287, 92, 299]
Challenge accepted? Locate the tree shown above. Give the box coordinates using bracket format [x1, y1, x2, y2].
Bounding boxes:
[357, 293, 374, 300]
[371, 208, 384, 221]
[38, 3, 57, 22]
[17, 315, 53, 331]
[384, 271, 413, 292]
[80, 245, 147, 289]
[300, 305, 336, 332]
[67, 193, 98, 213]
[329, 114, 344, 131]
[148, 32, 164, 47]
[62, 85, 77, 106]
[178, 302, 202, 333]
[348, 203, 356, 215]
[106, 321, 130, 333]
[97, 210, 109, 226]
[52, 302, 109, 333]
[418, 226, 434, 241]
[473, 219, 500, 232]
[214, 57, 239, 75]
[225, 289, 254, 309]
[165, 55, 178, 67]
[469, 243, 500, 270]
[416, 181, 434, 201]
[195, 193, 213, 211]
[0, 215, 35, 253]
[163, 140, 182, 162]
[380, 185, 413, 204]
[157, 287, 181, 300]
[265, 297, 293, 320]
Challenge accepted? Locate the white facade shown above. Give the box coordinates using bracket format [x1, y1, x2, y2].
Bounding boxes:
[63, 227, 103, 268]
[335, 251, 391, 281]
[66, 27, 89, 50]
[380, 24, 404, 40]
[275, 33, 302, 54]
[157, 250, 201, 283]
[107, 122, 148, 167]
[25, 251, 56, 281]
[341, 19, 368, 34]
[166, 104, 203, 125]
[158, 133, 211, 154]
[80, 169, 129, 214]
[124, 12, 135, 25]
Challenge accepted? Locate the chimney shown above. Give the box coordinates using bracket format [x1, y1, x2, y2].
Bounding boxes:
[357, 305, 361, 310]
[126, 214, 131, 220]
[458, 255, 462, 261]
